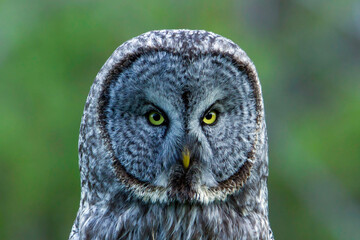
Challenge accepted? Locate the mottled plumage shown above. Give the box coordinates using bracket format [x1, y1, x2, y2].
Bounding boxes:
[70, 30, 273, 240]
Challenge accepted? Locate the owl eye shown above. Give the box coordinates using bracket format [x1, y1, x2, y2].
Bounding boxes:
[202, 110, 217, 125]
[148, 111, 165, 126]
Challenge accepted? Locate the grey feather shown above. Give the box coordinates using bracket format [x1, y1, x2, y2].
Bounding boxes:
[70, 29, 273, 240]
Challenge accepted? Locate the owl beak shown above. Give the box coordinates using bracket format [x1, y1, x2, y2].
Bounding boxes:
[182, 147, 190, 169]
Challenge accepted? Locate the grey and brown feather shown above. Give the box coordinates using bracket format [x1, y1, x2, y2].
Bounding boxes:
[70, 30, 273, 240]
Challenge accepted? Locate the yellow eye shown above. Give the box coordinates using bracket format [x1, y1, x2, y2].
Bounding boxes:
[202, 110, 217, 125]
[148, 111, 165, 126]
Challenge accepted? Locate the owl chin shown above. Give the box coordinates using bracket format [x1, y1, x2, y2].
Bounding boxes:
[111, 152, 253, 204]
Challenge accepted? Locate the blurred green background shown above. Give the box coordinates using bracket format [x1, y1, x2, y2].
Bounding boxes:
[1, 0, 359, 239]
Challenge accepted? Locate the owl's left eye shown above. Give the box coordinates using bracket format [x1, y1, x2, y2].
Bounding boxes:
[148, 111, 165, 126]
[202, 110, 218, 125]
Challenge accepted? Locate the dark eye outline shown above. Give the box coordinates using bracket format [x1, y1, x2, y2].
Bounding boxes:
[146, 107, 168, 127]
[201, 108, 219, 126]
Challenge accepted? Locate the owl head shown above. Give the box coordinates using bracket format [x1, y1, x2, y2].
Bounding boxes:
[78, 30, 267, 206]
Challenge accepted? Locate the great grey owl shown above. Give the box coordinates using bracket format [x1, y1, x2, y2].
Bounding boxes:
[69, 29, 273, 240]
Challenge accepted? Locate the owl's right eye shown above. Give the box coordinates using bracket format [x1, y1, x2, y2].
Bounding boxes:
[147, 111, 165, 126]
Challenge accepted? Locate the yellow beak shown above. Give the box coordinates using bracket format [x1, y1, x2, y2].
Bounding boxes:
[182, 147, 190, 169]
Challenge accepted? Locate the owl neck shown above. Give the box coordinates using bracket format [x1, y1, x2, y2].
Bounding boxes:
[75, 170, 271, 239]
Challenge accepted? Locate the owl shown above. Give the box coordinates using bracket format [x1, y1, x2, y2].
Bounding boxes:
[69, 30, 273, 240]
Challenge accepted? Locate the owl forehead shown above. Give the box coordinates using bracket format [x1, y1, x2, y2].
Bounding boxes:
[109, 50, 244, 114]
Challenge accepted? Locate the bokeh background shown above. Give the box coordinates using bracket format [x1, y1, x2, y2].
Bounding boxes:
[1, 0, 359, 239]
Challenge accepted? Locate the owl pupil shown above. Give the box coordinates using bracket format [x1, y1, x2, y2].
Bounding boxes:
[153, 113, 161, 121]
[205, 113, 212, 120]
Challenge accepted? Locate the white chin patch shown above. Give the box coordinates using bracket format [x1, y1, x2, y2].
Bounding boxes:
[153, 164, 218, 189]
[199, 167, 218, 187]
[153, 170, 170, 187]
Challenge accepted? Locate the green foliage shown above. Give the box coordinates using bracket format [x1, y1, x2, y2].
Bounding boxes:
[1, 0, 359, 239]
